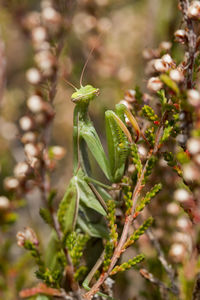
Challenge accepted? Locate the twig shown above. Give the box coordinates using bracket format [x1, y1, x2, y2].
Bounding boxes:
[83, 116, 167, 300]
[140, 268, 170, 300]
[192, 273, 200, 300]
[146, 228, 179, 295]
[179, 0, 197, 88]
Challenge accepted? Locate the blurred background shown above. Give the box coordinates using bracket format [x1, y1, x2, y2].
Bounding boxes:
[0, 0, 183, 299]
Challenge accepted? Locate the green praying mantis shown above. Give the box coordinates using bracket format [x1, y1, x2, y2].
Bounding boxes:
[58, 70, 141, 238]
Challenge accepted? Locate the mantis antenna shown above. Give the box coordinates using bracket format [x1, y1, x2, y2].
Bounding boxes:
[62, 77, 78, 90]
[80, 46, 95, 87]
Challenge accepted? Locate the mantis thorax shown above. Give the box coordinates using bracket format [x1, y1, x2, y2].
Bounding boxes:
[71, 85, 99, 104]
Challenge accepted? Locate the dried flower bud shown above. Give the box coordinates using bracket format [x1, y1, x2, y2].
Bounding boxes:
[174, 29, 187, 43]
[154, 59, 169, 73]
[159, 41, 172, 51]
[166, 202, 180, 215]
[26, 68, 42, 85]
[187, 89, 200, 106]
[142, 49, 155, 60]
[174, 188, 191, 203]
[14, 162, 30, 179]
[22, 12, 41, 30]
[187, 1, 200, 19]
[19, 116, 34, 131]
[27, 95, 44, 113]
[16, 227, 38, 248]
[169, 69, 184, 82]
[187, 137, 200, 155]
[21, 131, 37, 144]
[162, 54, 174, 65]
[194, 153, 200, 165]
[119, 100, 132, 110]
[0, 196, 10, 210]
[147, 77, 163, 92]
[31, 26, 47, 44]
[169, 243, 186, 262]
[24, 143, 39, 160]
[124, 89, 136, 103]
[183, 163, 199, 181]
[49, 146, 66, 160]
[42, 7, 62, 27]
[177, 216, 191, 231]
[4, 177, 19, 190]
[34, 50, 56, 75]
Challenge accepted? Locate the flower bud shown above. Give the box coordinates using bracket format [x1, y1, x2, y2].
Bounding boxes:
[174, 188, 191, 203]
[159, 41, 172, 51]
[21, 131, 37, 144]
[26, 68, 42, 85]
[34, 50, 56, 75]
[187, 1, 200, 19]
[169, 69, 184, 82]
[19, 116, 34, 131]
[24, 143, 39, 160]
[147, 77, 163, 92]
[162, 54, 174, 65]
[169, 243, 186, 262]
[166, 202, 180, 215]
[174, 29, 187, 43]
[124, 89, 136, 103]
[0, 196, 10, 210]
[4, 177, 19, 190]
[142, 49, 155, 60]
[27, 95, 44, 113]
[31, 26, 47, 44]
[16, 227, 38, 248]
[154, 59, 169, 73]
[187, 137, 200, 155]
[177, 216, 191, 231]
[183, 163, 199, 181]
[49, 146, 66, 160]
[14, 162, 30, 180]
[194, 153, 200, 165]
[22, 12, 41, 31]
[187, 89, 200, 106]
[42, 7, 62, 28]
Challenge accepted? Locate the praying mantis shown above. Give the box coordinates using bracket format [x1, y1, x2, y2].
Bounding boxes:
[58, 74, 141, 237]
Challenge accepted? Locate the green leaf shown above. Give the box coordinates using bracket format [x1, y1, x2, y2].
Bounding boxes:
[160, 125, 173, 144]
[36, 296, 50, 300]
[136, 183, 162, 213]
[160, 74, 180, 95]
[80, 121, 111, 180]
[39, 208, 53, 226]
[77, 169, 106, 216]
[142, 105, 159, 122]
[57, 177, 78, 233]
[131, 143, 142, 176]
[110, 254, 145, 275]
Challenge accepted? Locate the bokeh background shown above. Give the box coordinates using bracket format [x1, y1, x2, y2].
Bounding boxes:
[0, 1, 185, 299]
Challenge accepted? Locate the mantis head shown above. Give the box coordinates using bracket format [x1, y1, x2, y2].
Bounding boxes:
[71, 85, 100, 104]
